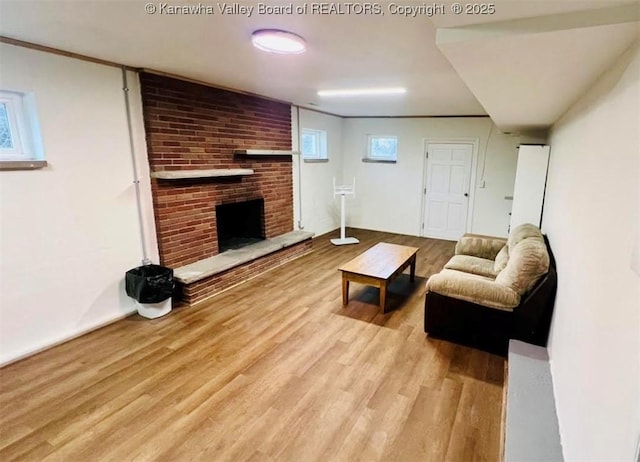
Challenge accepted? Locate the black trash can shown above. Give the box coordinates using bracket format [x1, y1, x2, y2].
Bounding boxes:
[125, 264, 174, 319]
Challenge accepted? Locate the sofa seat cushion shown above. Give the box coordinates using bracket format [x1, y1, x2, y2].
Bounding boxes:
[426, 269, 521, 311]
[445, 255, 499, 278]
[496, 238, 550, 295]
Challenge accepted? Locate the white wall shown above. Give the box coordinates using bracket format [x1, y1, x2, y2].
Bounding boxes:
[0, 44, 158, 365]
[341, 117, 519, 238]
[292, 107, 344, 236]
[543, 42, 640, 461]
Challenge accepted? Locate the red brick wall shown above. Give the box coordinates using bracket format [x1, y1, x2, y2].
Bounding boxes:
[140, 73, 293, 268]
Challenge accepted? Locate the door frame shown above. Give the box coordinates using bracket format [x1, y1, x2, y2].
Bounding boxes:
[420, 138, 479, 238]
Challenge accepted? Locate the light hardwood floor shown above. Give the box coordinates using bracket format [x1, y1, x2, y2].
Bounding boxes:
[0, 229, 505, 462]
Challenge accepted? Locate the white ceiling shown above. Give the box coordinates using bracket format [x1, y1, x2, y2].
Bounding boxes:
[0, 0, 638, 130]
[436, 3, 640, 131]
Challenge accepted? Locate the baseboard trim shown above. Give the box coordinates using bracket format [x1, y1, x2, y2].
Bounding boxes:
[501, 360, 508, 462]
[0, 309, 137, 368]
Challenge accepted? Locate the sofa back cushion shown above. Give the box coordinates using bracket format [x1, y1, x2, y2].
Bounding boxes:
[455, 235, 506, 260]
[507, 223, 543, 253]
[496, 238, 549, 295]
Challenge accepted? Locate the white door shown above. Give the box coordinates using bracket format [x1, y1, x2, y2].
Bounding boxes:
[510, 145, 550, 230]
[422, 143, 473, 240]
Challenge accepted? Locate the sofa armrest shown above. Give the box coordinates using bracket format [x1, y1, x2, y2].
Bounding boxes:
[455, 234, 507, 260]
[426, 270, 520, 311]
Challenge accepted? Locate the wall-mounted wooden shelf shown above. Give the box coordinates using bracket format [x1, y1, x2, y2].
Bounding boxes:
[150, 168, 254, 180]
[234, 149, 300, 156]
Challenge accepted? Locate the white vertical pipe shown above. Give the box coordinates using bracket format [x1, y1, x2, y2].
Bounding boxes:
[122, 68, 151, 265]
[295, 105, 304, 229]
[340, 194, 346, 239]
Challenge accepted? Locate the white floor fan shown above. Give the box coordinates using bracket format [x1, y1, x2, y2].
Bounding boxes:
[331, 177, 359, 246]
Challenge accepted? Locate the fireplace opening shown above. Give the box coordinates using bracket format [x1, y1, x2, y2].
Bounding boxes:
[216, 199, 265, 253]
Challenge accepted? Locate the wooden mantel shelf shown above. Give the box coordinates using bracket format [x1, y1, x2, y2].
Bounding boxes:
[150, 168, 254, 180]
[234, 149, 300, 156]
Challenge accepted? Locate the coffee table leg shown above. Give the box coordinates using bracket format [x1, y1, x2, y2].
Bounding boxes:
[342, 273, 349, 305]
[409, 255, 416, 283]
[380, 281, 387, 312]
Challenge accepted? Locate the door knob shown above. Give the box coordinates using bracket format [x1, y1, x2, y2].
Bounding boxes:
[464, 193, 469, 197]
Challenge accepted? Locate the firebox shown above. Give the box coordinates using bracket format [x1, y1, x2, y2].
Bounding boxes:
[215, 199, 265, 253]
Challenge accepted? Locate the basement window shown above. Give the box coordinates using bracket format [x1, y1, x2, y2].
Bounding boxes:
[0, 89, 47, 170]
[301, 128, 328, 163]
[365, 135, 398, 163]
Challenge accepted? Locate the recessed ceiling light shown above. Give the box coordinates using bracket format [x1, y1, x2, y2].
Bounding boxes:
[317, 87, 407, 97]
[252, 29, 306, 54]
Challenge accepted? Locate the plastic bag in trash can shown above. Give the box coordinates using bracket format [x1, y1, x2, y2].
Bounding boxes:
[125, 264, 174, 304]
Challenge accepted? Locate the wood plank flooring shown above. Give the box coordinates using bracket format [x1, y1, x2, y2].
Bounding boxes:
[0, 229, 505, 461]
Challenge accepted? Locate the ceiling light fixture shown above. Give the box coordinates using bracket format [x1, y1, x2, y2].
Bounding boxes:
[317, 87, 407, 97]
[251, 29, 306, 54]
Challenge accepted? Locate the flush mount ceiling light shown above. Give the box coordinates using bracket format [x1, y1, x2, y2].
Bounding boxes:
[251, 29, 306, 54]
[317, 87, 407, 97]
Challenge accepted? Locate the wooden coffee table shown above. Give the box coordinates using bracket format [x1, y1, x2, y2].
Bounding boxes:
[338, 242, 419, 312]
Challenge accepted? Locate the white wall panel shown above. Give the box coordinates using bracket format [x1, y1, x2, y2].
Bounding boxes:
[0, 44, 157, 365]
[544, 43, 639, 461]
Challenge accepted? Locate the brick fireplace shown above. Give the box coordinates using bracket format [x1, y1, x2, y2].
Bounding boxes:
[140, 73, 312, 304]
